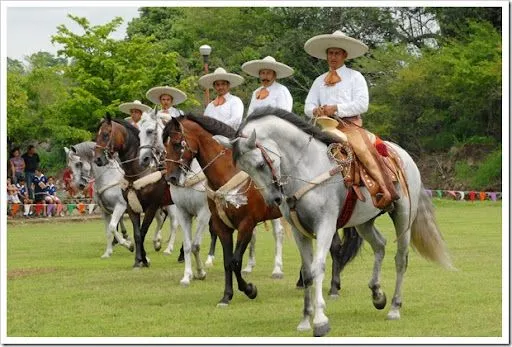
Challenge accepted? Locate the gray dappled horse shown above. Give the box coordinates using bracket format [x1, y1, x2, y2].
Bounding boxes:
[223, 107, 453, 337]
[67, 142, 178, 259]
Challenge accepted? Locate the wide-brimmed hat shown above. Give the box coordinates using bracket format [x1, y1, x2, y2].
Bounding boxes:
[241, 56, 294, 79]
[304, 30, 368, 60]
[146, 86, 187, 105]
[119, 100, 152, 115]
[198, 67, 244, 89]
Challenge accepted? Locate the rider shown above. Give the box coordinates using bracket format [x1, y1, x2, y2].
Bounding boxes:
[119, 100, 152, 128]
[241, 56, 294, 116]
[304, 30, 399, 209]
[198, 67, 244, 130]
[145, 85, 187, 123]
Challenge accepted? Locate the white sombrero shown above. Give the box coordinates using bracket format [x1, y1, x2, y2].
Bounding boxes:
[146, 86, 187, 106]
[119, 100, 152, 115]
[198, 67, 244, 89]
[304, 30, 368, 60]
[241, 56, 294, 79]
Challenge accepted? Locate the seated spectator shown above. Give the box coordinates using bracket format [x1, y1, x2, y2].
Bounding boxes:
[16, 177, 33, 217]
[7, 177, 21, 204]
[32, 167, 53, 204]
[47, 176, 61, 204]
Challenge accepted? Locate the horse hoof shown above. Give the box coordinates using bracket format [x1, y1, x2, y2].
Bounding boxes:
[133, 261, 149, 269]
[163, 250, 171, 256]
[180, 279, 190, 287]
[313, 322, 331, 337]
[100, 253, 111, 259]
[387, 310, 401, 320]
[242, 267, 253, 274]
[329, 293, 340, 300]
[245, 283, 258, 299]
[373, 292, 387, 310]
[128, 244, 134, 252]
[194, 271, 207, 280]
[271, 272, 284, 279]
[216, 302, 229, 308]
[297, 319, 311, 332]
[205, 261, 213, 268]
[153, 242, 162, 252]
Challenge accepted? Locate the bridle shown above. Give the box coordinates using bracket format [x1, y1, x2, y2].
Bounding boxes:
[139, 114, 166, 166]
[95, 121, 116, 160]
[164, 121, 198, 173]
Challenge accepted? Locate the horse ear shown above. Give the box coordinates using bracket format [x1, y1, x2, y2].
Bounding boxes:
[247, 129, 257, 149]
[64, 147, 70, 156]
[213, 135, 236, 149]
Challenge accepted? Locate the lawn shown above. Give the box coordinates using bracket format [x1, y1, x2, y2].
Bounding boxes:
[4, 200, 504, 341]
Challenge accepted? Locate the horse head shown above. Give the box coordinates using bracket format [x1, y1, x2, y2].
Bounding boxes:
[94, 116, 115, 167]
[138, 109, 166, 168]
[222, 129, 284, 206]
[65, 144, 93, 191]
[162, 117, 198, 186]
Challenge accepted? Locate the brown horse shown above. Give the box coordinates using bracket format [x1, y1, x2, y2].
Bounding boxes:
[162, 114, 363, 306]
[94, 115, 172, 268]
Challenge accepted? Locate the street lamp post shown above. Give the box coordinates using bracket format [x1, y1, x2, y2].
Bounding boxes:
[199, 44, 212, 108]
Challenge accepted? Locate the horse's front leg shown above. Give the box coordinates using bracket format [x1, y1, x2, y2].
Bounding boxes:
[174, 209, 194, 287]
[271, 218, 284, 279]
[211, 214, 234, 306]
[128, 210, 143, 268]
[191, 208, 210, 280]
[152, 207, 166, 252]
[205, 220, 217, 267]
[163, 205, 179, 255]
[290, 227, 314, 333]
[310, 220, 337, 337]
[232, 222, 258, 300]
[138, 206, 159, 266]
[101, 212, 114, 258]
[328, 230, 343, 297]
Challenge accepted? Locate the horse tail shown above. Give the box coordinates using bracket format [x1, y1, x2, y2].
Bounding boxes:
[410, 187, 455, 270]
[335, 227, 364, 270]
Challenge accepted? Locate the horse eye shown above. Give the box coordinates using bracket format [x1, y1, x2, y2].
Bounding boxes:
[102, 133, 109, 140]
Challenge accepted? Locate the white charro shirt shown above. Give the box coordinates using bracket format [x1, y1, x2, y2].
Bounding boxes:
[304, 65, 369, 119]
[157, 107, 183, 123]
[204, 92, 244, 130]
[247, 81, 293, 116]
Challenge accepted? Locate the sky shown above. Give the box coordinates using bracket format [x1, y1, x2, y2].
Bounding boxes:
[6, 6, 141, 62]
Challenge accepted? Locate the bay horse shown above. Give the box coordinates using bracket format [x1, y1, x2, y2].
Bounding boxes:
[94, 115, 172, 268]
[222, 107, 453, 336]
[65, 141, 179, 259]
[161, 114, 363, 306]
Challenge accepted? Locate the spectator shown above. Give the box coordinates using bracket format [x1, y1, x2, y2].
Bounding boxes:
[9, 147, 26, 184]
[16, 177, 33, 217]
[22, 145, 40, 200]
[7, 177, 21, 204]
[47, 176, 61, 204]
[62, 167, 76, 198]
[32, 167, 53, 204]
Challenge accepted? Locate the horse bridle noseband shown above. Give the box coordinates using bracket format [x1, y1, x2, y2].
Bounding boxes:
[165, 122, 198, 173]
[139, 115, 166, 166]
[95, 122, 116, 160]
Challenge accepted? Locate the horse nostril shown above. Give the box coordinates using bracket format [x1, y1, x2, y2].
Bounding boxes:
[274, 196, 282, 206]
[169, 176, 177, 185]
[79, 184, 85, 190]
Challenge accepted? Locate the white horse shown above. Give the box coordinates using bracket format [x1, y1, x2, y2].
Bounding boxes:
[139, 110, 286, 279]
[220, 107, 453, 337]
[138, 112, 211, 286]
[65, 142, 179, 258]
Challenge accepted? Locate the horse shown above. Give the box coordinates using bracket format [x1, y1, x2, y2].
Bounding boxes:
[65, 141, 179, 259]
[138, 112, 211, 285]
[94, 115, 173, 268]
[221, 107, 453, 336]
[138, 110, 287, 278]
[161, 114, 363, 306]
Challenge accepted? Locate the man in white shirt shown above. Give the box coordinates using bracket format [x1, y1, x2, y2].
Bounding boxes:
[119, 100, 152, 128]
[241, 56, 294, 115]
[146, 86, 187, 123]
[198, 67, 245, 130]
[304, 30, 398, 209]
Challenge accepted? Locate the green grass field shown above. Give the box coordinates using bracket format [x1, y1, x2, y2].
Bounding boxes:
[6, 200, 503, 339]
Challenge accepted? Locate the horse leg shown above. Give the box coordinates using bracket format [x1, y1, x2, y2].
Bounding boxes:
[152, 207, 166, 252]
[271, 218, 284, 279]
[119, 217, 129, 241]
[101, 212, 114, 258]
[290, 227, 314, 333]
[328, 230, 342, 298]
[174, 209, 194, 286]
[128, 211, 145, 268]
[163, 205, 179, 255]
[232, 223, 257, 300]
[205, 220, 217, 267]
[110, 205, 133, 252]
[191, 208, 210, 280]
[242, 230, 256, 274]
[310, 220, 337, 337]
[356, 220, 387, 311]
[386, 209, 412, 320]
[214, 218, 235, 307]
[138, 207, 159, 267]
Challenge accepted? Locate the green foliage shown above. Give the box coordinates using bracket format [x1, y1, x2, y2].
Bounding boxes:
[455, 148, 502, 190]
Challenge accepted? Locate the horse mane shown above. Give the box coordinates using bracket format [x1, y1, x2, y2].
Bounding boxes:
[237, 106, 339, 145]
[71, 141, 96, 162]
[162, 113, 237, 143]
